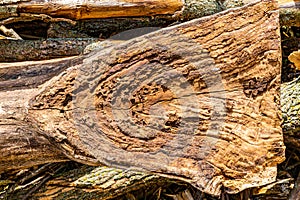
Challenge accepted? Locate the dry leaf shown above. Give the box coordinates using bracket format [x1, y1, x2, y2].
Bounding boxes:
[288, 50, 300, 70]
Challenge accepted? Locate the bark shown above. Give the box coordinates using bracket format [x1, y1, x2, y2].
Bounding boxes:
[0, 1, 284, 196]
[0, 38, 98, 62]
[281, 77, 300, 151]
[2, 163, 294, 200]
[32, 165, 169, 200]
[1, 163, 179, 200]
[280, 8, 300, 26]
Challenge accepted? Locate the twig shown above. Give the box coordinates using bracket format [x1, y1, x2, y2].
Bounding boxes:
[21, 164, 65, 200]
[0, 25, 22, 40]
[289, 171, 300, 200]
[19, 163, 53, 184]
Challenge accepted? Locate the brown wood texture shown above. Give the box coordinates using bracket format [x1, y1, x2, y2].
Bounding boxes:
[0, 0, 183, 20]
[0, 0, 284, 196]
[0, 0, 296, 20]
[0, 57, 74, 171]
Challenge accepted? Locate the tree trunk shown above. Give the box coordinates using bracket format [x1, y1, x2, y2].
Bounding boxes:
[0, 0, 285, 197]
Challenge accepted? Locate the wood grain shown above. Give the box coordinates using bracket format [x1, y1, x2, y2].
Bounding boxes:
[26, 0, 283, 195]
[0, 0, 183, 20]
[0, 0, 284, 196]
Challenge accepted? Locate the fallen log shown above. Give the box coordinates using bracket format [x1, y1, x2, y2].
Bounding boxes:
[0, 0, 297, 20]
[0, 0, 184, 20]
[0, 38, 98, 62]
[0, 0, 298, 62]
[33, 165, 170, 200]
[281, 77, 300, 151]
[0, 0, 284, 196]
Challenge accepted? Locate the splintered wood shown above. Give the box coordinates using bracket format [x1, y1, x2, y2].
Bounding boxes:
[0, 0, 183, 20]
[0, 0, 284, 196]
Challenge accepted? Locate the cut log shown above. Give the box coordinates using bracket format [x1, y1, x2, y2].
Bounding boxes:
[0, 0, 284, 196]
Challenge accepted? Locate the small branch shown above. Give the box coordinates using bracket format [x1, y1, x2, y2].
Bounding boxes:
[0, 25, 22, 40]
[289, 171, 300, 200]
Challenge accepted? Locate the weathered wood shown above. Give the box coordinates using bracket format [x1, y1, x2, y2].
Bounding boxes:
[0, 1, 284, 196]
[0, 56, 102, 171]
[0, 0, 184, 20]
[0, 57, 74, 171]
[0, 0, 297, 20]
[0, 0, 221, 39]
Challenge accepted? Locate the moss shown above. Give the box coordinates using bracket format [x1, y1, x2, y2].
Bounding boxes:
[280, 8, 300, 27]
[0, 5, 17, 20]
[54, 189, 101, 200]
[281, 77, 300, 133]
[222, 0, 244, 9]
[182, 0, 222, 19]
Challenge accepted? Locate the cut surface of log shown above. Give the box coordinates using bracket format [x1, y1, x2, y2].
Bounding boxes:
[0, 0, 284, 196]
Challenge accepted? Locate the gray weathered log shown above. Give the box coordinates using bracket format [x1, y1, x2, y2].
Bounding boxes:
[0, 39, 97, 62]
